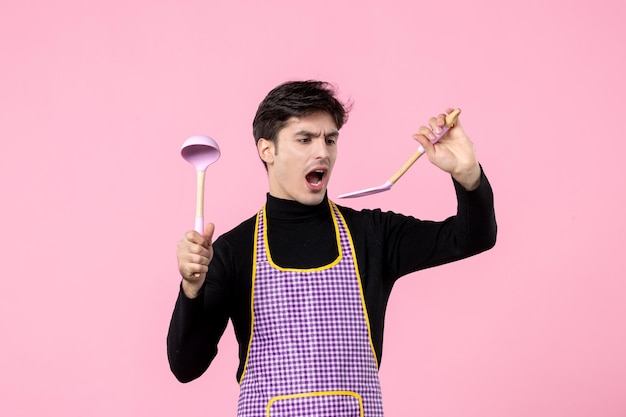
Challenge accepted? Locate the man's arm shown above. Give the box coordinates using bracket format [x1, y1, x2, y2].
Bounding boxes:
[376, 165, 496, 280]
[382, 109, 497, 278]
[167, 224, 229, 383]
[167, 280, 229, 382]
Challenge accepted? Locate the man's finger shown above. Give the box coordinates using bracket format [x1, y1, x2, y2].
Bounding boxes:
[412, 133, 434, 154]
[417, 126, 436, 141]
[203, 223, 215, 243]
[185, 230, 206, 245]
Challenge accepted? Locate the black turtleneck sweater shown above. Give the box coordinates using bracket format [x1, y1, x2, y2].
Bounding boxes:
[167, 169, 497, 383]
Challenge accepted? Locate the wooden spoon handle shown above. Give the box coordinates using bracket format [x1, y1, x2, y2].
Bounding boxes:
[195, 170, 205, 233]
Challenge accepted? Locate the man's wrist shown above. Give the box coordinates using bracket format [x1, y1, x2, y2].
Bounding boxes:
[182, 279, 204, 299]
[452, 163, 482, 191]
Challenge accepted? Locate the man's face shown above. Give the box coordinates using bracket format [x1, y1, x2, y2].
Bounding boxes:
[258, 111, 339, 205]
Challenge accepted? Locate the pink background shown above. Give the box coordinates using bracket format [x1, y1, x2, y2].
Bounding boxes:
[1, 0, 625, 416]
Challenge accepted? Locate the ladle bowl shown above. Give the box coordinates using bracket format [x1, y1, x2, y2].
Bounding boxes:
[181, 135, 221, 171]
[181, 135, 221, 234]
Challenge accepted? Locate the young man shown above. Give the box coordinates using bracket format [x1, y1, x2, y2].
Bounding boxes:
[168, 80, 497, 416]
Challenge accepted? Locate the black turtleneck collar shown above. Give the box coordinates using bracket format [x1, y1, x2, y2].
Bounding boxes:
[263, 192, 338, 267]
[265, 193, 331, 220]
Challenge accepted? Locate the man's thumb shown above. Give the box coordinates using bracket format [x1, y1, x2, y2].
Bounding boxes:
[203, 222, 215, 242]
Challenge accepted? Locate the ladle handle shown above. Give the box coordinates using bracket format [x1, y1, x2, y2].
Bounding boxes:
[388, 109, 461, 185]
[195, 170, 206, 234]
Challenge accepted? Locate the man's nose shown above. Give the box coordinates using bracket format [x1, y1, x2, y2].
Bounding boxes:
[313, 138, 330, 159]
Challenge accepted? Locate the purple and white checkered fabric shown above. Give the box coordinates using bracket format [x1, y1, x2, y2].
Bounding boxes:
[237, 202, 384, 417]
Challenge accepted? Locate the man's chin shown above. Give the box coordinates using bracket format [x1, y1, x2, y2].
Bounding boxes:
[298, 190, 326, 206]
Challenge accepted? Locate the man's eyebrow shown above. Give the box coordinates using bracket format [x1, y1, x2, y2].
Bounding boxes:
[294, 130, 339, 138]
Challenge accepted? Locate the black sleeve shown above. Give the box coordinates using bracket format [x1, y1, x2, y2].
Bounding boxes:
[166, 239, 231, 383]
[382, 167, 497, 280]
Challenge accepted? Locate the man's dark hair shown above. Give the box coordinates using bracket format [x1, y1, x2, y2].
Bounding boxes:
[252, 80, 350, 146]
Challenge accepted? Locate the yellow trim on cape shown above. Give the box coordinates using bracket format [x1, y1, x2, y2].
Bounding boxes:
[267, 390, 364, 417]
[331, 201, 379, 369]
[238, 212, 260, 384]
[263, 199, 343, 272]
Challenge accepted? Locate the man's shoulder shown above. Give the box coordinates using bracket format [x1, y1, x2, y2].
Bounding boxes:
[216, 213, 258, 247]
[333, 201, 408, 222]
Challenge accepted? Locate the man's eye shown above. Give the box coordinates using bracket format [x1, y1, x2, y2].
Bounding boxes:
[298, 138, 310, 143]
[326, 139, 336, 145]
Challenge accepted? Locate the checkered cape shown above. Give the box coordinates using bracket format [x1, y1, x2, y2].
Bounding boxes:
[237, 202, 384, 417]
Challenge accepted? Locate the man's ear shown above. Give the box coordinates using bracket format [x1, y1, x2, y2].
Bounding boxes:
[257, 138, 275, 165]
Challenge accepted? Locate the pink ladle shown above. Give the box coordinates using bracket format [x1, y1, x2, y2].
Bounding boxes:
[181, 135, 221, 234]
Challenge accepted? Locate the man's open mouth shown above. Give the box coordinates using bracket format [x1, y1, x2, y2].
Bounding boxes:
[305, 169, 326, 187]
